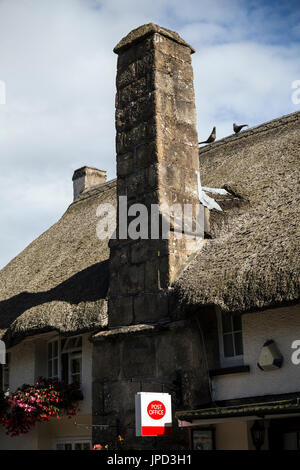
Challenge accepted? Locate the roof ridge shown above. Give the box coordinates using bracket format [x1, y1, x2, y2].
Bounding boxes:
[70, 178, 117, 206]
[199, 110, 300, 155]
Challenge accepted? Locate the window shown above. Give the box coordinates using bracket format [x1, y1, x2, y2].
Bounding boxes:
[192, 428, 215, 450]
[55, 439, 91, 450]
[217, 310, 243, 366]
[222, 313, 243, 357]
[70, 352, 82, 386]
[61, 336, 82, 385]
[48, 340, 59, 380]
[47, 336, 82, 385]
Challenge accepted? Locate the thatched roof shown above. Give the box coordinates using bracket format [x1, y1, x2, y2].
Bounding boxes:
[0, 179, 116, 346]
[174, 111, 300, 314]
[1, 110, 299, 346]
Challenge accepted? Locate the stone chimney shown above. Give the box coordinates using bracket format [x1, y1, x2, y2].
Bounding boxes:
[72, 166, 107, 201]
[109, 24, 201, 327]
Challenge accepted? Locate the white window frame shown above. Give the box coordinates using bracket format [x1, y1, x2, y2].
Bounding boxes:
[61, 336, 82, 385]
[47, 338, 60, 380]
[47, 335, 82, 385]
[55, 438, 91, 451]
[68, 351, 82, 386]
[217, 309, 244, 367]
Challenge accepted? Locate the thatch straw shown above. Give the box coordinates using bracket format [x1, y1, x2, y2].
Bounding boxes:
[174, 111, 300, 313]
[0, 180, 116, 345]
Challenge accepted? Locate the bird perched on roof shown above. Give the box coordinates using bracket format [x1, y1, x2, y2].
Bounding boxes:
[233, 123, 248, 134]
[199, 126, 216, 144]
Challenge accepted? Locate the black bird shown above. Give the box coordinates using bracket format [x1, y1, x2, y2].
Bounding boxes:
[233, 123, 248, 134]
[199, 126, 216, 144]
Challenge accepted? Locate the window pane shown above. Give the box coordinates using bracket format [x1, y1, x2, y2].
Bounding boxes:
[223, 334, 234, 357]
[69, 338, 77, 349]
[74, 443, 82, 450]
[53, 341, 58, 357]
[71, 358, 81, 374]
[65, 443, 72, 450]
[48, 360, 52, 378]
[48, 342, 52, 359]
[61, 353, 69, 384]
[83, 443, 90, 450]
[234, 332, 243, 356]
[233, 315, 242, 331]
[222, 313, 232, 333]
[72, 374, 81, 386]
[53, 359, 58, 377]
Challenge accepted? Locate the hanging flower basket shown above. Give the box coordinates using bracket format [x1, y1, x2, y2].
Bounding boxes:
[0, 377, 83, 437]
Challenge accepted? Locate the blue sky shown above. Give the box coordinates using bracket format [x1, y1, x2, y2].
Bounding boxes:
[0, 0, 299, 269]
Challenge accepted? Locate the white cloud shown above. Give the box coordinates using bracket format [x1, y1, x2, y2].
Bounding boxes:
[0, 0, 299, 268]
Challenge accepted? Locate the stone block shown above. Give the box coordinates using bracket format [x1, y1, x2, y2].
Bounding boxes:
[155, 90, 175, 118]
[122, 336, 156, 378]
[92, 341, 121, 380]
[117, 36, 153, 71]
[157, 138, 199, 170]
[116, 176, 127, 196]
[146, 162, 159, 189]
[135, 50, 155, 79]
[158, 161, 184, 194]
[134, 291, 169, 323]
[108, 270, 119, 296]
[108, 295, 134, 326]
[117, 152, 133, 177]
[116, 119, 156, 154]
[130, 240, 150, 264]
[158, 255, 170, 288]
[153, 33, 191, 63]
[117, 77, 148, 107]
[116, 61, 136, 89]
[154, 49, 194, 82]
[144, 259, 159, 292]
[125, 263, 145, 294]
[126, 169, 146, 198]
[116, 94, 156, 131]
[175, 99, 196, 125]
[135, 141, 157, 169]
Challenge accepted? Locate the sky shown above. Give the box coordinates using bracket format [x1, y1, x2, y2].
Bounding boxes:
[0, 0, 299, 269]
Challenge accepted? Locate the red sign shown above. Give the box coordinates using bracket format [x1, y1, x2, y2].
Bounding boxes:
[147, 400, 166, 420]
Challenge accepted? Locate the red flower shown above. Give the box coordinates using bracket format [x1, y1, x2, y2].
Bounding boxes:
[93, 444, 103, 450]
[0, 378, 83, 437]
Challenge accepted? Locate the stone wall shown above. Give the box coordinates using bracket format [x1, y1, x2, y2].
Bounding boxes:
[109, 24, 201, 328]
[92, 24, 210, 450]
[92, 319, 210, 449]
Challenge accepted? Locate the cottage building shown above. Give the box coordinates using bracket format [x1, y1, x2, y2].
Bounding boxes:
[0, 24, 299, 450]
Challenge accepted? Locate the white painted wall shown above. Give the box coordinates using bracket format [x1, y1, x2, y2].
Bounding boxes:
[212, 305, 300, 401]
[9, 340, 36, 392]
